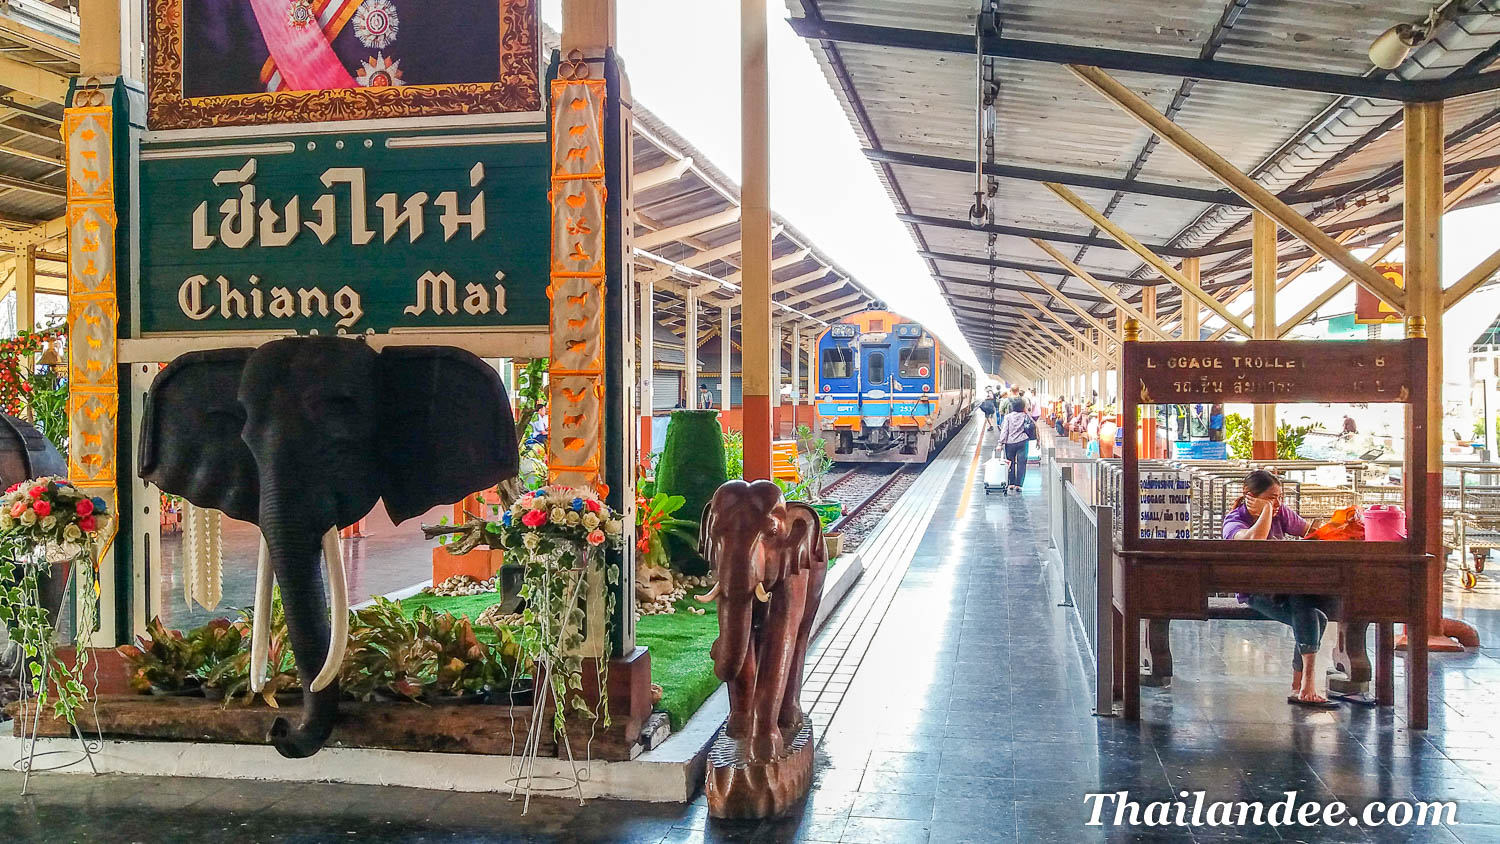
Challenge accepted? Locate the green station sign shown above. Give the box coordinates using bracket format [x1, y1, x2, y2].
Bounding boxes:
[137, 125, 550, 336]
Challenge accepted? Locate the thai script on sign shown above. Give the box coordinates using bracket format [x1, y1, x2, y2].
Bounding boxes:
[176, 157, 505, 331]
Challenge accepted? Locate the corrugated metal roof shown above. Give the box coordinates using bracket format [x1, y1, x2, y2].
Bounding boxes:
[789, 0, 1500, 367]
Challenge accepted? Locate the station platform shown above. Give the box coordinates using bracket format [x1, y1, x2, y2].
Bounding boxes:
[5, 419, 1500, 842]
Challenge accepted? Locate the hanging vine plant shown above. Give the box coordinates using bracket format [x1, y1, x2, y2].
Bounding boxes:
[0, 477, 112, 725]
[488, 485, 623, 733]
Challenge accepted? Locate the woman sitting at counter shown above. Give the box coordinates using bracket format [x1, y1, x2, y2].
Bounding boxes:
[1223, 469, 1338, 709]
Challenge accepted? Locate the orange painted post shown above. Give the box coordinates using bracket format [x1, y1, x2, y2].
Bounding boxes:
[740, 0, 773, 480]
[1251, 212, 1277, 461]
[1404, 100, 1478, 651]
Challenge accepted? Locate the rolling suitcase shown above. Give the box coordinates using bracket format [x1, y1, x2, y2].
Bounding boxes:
[983, 455, 1007, 494]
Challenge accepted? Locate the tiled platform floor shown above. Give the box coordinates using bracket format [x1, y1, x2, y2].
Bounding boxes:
[6, 422, 1500, 842]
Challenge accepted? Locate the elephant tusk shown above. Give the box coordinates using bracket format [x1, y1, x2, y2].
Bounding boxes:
[693, 582, 721, 603]
[310, 528, 349, 693]
[755, 582, 772, 603]
[249, 536, 273, 694]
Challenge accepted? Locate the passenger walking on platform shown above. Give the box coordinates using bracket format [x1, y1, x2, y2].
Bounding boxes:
[979, 389, 997, 431]
[699, 383, 713, 409]
[997, 398, 1032, 494]
[1222, 470, 1336, 708]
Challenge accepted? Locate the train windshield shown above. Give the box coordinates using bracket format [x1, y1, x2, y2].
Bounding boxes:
[867, 351, 887, 384]
[898, 344, 933, 378]
[821, 347, 854, 378]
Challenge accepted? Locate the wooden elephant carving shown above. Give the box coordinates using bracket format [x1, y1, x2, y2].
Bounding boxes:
[698, 479, 827, 816]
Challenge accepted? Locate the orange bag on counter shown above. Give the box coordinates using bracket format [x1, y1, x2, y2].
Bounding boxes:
[1307, 506, 1364, 541]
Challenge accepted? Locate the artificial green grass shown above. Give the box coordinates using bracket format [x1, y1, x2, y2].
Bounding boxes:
[635, 595, 720, 730]
[395, 588, 720, 730]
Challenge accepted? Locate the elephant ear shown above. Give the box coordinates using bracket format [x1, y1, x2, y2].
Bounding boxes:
[787, 502, 828, 573]
[377, 346, 518, 525]
[139, 348, 260, 523]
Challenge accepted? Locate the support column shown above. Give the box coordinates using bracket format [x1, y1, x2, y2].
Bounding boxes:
[685, 290, 698, 409]
[640, 276, 653, 461]
[1137, 293, 1155, 457]
[1096, 326, 1108, 407]
[15, 244, 34, 336]
[740, 0, 772, 480]
[1405, 100, 1477, 651]
[721, 303, 732, 413]
[770, 322, 782, 437]
[1181, 258, 1201, 340]
[79, 0, 124, 77]
[790, 323, 801, 431]
[1252, 212, 1277, 460]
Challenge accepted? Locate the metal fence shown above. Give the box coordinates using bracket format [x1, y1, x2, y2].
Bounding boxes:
[1044, 449, 1113, 716]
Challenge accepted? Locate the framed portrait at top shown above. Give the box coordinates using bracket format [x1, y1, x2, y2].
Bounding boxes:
[147, 0, 541, 130]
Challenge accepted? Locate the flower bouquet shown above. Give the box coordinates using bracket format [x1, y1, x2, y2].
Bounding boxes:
[0, 477, 112, 725]
[487, 487, 622, 723]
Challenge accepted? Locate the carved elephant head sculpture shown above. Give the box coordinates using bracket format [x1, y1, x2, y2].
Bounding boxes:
[140, 337, 518, 757]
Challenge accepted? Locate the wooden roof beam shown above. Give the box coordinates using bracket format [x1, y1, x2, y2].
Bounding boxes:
[635, 156, 694, 192]
[1028, 239, 1169, 339]
[1068, 64, 1406, 313]
[634, 208, 740, 250]
[1044, 181, 1251, 336]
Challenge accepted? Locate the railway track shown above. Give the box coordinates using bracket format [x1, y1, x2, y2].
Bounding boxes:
[819, 465, 917, 553]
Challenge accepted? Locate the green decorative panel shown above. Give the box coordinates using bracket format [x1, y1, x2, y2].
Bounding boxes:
[138, 126, 549, 336]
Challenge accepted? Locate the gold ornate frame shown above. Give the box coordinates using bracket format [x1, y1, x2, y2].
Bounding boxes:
[147, 0, 540, 130]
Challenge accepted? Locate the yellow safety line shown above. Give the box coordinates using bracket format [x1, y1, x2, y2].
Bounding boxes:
[956, 426, 986, 515]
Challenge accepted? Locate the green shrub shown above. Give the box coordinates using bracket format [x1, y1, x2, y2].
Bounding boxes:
[1224, 413, 1251, 459]
[655, 411, 726, 574]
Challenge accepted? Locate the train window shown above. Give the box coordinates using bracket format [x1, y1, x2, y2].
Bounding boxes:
[868, 352, 887, 383]
[898, 344, 932, 377]
[821, 347, 854, 378]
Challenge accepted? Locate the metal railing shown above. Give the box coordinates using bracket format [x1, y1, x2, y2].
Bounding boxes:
[1044, 449, 1114, 716]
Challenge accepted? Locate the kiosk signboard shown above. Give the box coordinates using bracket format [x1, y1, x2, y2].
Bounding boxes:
[137, 127, 550, 336]
[1130, 340, 1412, 405]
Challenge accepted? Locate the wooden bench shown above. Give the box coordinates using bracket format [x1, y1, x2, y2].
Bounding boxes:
[1140, 597, 1372, 694]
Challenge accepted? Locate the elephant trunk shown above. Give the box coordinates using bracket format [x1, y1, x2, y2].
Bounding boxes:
[711, 550, 754, 684]
[260, 494, 340, 759]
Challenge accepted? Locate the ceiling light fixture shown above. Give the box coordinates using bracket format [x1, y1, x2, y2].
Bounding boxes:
[1369, 1, 1461, 70]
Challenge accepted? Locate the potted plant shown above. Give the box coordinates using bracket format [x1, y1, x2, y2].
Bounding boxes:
[200, 595, 300, 707]
[634, 492, 699, 603]
[341, 597, 437, 702]
[117, 616, 205, 696]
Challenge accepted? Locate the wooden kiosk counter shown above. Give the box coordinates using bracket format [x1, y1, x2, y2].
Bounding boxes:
[1112, 321, 1433, 729]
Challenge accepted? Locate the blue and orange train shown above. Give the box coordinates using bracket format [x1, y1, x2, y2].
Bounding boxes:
[812, 310, 976, 463]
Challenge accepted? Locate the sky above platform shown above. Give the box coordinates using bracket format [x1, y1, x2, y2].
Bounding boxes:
[539, 1, 983, 370]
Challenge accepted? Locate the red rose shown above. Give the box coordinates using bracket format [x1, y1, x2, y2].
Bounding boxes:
[585, 499, 601, 513]
[31, 500, 50, 517]
[521, 509, 546, 528]
[5, 482, 19, 494]
[75, 499, 94, 516]
[26, 485, 43, 499]
[79, 515, 96, 532]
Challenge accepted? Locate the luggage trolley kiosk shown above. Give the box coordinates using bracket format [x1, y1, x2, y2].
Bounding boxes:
[1109, 320, 1434, 729]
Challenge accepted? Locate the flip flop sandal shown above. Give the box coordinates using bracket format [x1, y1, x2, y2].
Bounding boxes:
[1327, 690, 1378, 707]
[1287, 695, 1340, 710]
